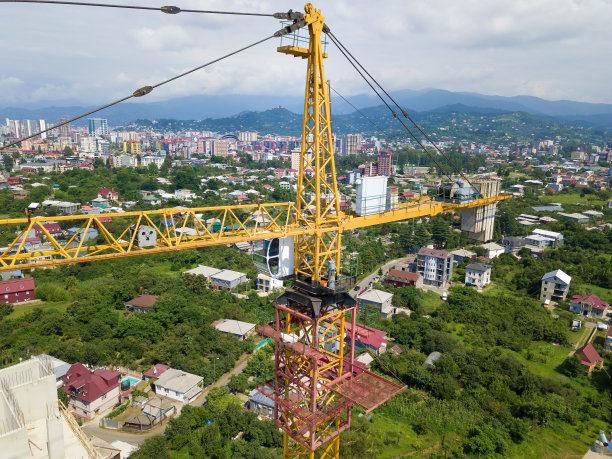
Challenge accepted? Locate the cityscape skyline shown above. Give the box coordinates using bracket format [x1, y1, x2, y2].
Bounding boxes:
[2, 0, 612, 107]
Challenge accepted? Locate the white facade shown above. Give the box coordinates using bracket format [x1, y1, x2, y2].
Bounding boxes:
[481, 242, 504, 259]
[256, 273, 283, 292]
[355, 176, 388, 216]
[465, 263, 491, 287]
[0, 359, 88, 459]
[153, 369, 203, 404]
[142, 156, 164, 168]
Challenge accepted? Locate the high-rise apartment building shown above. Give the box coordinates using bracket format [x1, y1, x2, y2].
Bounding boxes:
[291, 150, 313, 170]
[377, 150, 392, 176]
[345, 134, 362, 155]
[416, 247, 454, 288]
[238, 131, 258, 142]
[213, 139, 230, 157]
[88, 118, 109, 136]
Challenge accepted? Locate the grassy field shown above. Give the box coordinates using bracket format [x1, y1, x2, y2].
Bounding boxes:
[583, 284, 612, 304]
[7, 299, 69, 320]
[506, 421, 597, 459]
[539, 191, 607, 207]
[421, 290, 444, 315]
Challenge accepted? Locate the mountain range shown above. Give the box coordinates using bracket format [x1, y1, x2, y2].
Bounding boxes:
[2, 89, 612, 131]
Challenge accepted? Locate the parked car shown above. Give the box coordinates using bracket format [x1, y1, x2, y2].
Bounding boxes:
[441, 292, 448, 301]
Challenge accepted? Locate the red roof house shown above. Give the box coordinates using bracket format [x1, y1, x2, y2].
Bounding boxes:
[125, 294, 158, 313]
[62, 363, 121, 419]
[345, 323, 388, 355]
[385, 269, 422, 288]
[0, 277, 35, 304]
[33, 221, 63, 236]
[575, 343, 604, 374]
[97, 188, 119, 201]
[570, 294, 609, 319]
[143, 363, 170, 381]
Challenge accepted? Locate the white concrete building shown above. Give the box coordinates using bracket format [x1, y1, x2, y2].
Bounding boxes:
[210, 269, 248, 290]
[464, 263, 491, 288]
[184, 265, 222, 281]
[153, 369, 203, 404]
[481, 242, 504, 259]
[256, 273, 283, 293]
[540, 269, 571, 303]
[0, 359, 89, 459]
[213, 319, 257, 340]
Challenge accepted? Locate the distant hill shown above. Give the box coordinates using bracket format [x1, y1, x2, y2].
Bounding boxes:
[3, 89, 612, 129]
[132, 106, 612, 146]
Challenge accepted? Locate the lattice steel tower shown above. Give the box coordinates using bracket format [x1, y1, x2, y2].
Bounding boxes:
[258, 4, 405, 458]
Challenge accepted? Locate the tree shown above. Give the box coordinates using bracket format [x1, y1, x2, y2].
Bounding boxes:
[430, 216, 450, 249]
[57, 388, 70, 406]
[63, 146, 74, 156]
[2, 154, 13, 172]
[0, 303, 13, 320]
[131, 435, 169, 459]
[413, 224, 431, 248]
[561, 355, 584, 378]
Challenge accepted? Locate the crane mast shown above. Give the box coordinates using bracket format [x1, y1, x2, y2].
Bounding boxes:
[258, 5, 406, 458]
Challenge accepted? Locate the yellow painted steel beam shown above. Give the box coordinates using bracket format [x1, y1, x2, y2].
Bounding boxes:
[0, 194, 512, 272]
[0, 202, 298, 272]
[340, 193, 514, 231]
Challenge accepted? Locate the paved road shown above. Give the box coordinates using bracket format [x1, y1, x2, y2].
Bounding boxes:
[349, 255, 415, 299]
[82, 353, 252, 446]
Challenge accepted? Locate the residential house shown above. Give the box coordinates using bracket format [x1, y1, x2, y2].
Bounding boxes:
[248, 385, 275, 419]
[56, 201, 80, 214]
[91, 197, 109, 208]
[481, 242, 505, 259]
[210, 269, 248, 290]
[0, 277, 35, 304]
[125, 294, 158, 313]
[184, 265, 222, 282]
[175, 189, 196, 201]
[501, 236, 525, 253]
[558, 212, 590, 222]
[62, 363, 120, 419]
[569, 294, 609, 319]
[574, 343, 604, 374]
[540, 269, 571, 302]
[212, 319, 256, 340]
[416, 247, 454, 288]
[143, 195, 161, 206]
[464, 263, 491, 288]
[385, 269, 423, 289]
[98, 188, 119, 201]
[525, 234, 554, 249]
[256, 273, 283, 293]
[605, 328, 612, 352]
[356, 288, 408, 320]
[449, 248, 476, 262]
[143, 363, 170, 381]
[32, 221, 63, 237]
[153, 368, 203, 404]
[344, 322, 388, 355]
[532, 229, 563, 245]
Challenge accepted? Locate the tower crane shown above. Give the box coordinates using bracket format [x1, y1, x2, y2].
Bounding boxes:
[0, 3, 512, 458]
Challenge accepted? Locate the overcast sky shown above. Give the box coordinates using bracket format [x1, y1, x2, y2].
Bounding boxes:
[2, 0, 612, 107]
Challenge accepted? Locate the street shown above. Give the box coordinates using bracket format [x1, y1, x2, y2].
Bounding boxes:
[349, 255, 415, 298]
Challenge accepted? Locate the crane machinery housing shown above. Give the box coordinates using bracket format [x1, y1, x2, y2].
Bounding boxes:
[0, 3, 512, 458]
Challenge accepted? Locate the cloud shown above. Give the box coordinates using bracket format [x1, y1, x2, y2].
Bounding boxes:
[1, 0, 612, 106]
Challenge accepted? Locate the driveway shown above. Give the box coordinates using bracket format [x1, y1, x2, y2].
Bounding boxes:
[349, 255, 415, 299]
